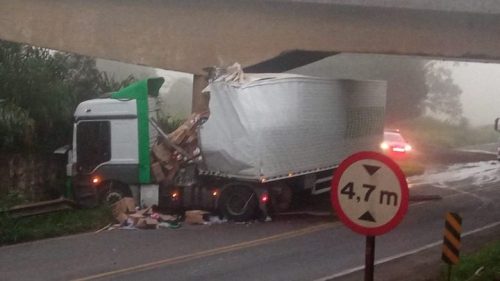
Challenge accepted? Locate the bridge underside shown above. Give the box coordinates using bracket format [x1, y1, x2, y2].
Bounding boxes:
[1, 0, 500, 74]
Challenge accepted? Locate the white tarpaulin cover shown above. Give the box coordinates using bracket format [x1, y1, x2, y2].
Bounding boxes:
[199, 65, 386, 181]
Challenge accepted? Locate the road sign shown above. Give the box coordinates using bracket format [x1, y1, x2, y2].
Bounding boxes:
[442, 212, 462, 265]
[331, 151, 409, 236]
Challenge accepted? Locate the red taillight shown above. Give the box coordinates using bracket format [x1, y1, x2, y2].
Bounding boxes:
[212, 190, 218, 197]
[261, 193, 269, 203]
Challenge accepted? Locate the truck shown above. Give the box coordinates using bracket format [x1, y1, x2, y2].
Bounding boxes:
[68, 67, 387, 221]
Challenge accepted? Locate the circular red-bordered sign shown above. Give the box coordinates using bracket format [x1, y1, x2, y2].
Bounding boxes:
[331, 151, 409, 236]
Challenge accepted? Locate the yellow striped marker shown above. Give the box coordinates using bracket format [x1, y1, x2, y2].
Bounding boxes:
[441, 212, 462, 265]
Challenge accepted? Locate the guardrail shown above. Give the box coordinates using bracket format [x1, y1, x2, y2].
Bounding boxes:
[4, 197, 76, 218]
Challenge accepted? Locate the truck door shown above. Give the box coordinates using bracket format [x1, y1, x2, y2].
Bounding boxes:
[76, 121, 111, 173]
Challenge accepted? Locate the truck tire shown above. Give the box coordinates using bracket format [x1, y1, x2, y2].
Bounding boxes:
[99, 181, 132, 205]
[218, 184, 258, 221]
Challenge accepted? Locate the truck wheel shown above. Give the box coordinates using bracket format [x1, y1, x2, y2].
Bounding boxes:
[269, 182, 292, 212]
[219, 184, 258, 221]
[99, 181, 132, 205]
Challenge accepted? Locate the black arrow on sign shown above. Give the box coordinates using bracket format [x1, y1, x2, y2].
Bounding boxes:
[359, 211, 376, 222]
[363, 165, 380, 176]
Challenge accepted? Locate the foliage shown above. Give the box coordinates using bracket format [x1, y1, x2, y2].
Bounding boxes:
[97, 72, 135, 98]
[0, 205, 114, 246]
[0, 40, 136, 152]
[0, 191, 27, 245]
[376, 59, 463, 123]
[292, 55, 463, 123]
[158, 115, 186, 134]
[397, 160, 425, 177]
[441, 240, 500, 281]
[0, 101, 34, 151]
[425, 62, 463, 120]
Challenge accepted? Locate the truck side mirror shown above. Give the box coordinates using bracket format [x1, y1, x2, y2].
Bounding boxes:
[495, 118, 500, 132]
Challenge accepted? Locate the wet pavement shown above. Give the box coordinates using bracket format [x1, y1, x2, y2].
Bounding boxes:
[1, 150, 500, 281]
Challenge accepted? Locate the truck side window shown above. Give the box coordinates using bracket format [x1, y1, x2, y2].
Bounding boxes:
[76, 121, 111, 173]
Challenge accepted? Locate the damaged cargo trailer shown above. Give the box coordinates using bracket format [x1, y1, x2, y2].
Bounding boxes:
[68, 67, 387, 221]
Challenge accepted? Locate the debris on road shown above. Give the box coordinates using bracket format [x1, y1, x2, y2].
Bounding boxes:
[111, 197, 136, 225]
[94, 223, 112, 234]
[150, 112, 209, 184]
[105, 197, 275, 232]
[109, 198, 228, 230]
[185, 210, 209, 225]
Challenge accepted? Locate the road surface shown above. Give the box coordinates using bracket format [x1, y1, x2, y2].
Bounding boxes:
[1, 154, 500, 281]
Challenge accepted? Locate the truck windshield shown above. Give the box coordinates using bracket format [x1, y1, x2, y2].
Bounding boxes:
[76, 121, 111, 173]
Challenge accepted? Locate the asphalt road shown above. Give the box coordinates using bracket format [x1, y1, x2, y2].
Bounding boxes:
[2, 155, 500, 281]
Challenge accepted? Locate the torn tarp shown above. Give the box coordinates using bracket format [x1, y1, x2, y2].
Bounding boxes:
[198, 65, 387, 180]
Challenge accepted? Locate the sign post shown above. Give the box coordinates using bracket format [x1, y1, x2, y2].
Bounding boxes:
[365, 236, 375, 281]
[331, 151, 409, 281]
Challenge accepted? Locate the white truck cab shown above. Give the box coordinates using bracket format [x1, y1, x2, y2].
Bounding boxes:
[70, 78, 164, 207]
[73, 99, 139, 174]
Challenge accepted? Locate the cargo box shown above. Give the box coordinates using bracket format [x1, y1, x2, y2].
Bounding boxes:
[199, 72, 386, 181]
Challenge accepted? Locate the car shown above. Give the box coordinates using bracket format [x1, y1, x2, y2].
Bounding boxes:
[380, 129, 412, 157]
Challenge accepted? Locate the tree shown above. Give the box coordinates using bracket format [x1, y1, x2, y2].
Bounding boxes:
[0, 100, 34, 151]
[96, 72, 135, 97]
[0, 40, 136, 151]
[425, 62, 463, 120]
[289, 54, 463, 124]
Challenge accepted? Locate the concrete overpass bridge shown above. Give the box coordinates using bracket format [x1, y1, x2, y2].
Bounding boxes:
[2, 0, 500, 74]
[1, 0, 500, 110]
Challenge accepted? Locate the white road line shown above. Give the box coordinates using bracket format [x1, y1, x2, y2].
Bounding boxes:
[313, 221, 500, 281]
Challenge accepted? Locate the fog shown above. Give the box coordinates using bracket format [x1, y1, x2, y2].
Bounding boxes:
[97, 59, 193, 118]
[447, 61, 500, 126]
[97, 56, 500, 126]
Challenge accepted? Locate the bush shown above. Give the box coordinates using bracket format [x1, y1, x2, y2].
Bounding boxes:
[0, 191, 27, 244]
[442, 240, 500, 281]
[0, 101, 34, 151]
[0, 201, 114, 246]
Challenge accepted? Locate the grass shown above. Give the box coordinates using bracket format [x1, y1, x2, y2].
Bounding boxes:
[0, 206, 114, 246]
[397, 160, 426, 177]
[393, 117, 498, 149]
[441, 240, 500, 281]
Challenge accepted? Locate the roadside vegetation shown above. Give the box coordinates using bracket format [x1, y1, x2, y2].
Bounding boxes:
[158, 115, 186, 134]
[0, 40, 131, 246]
[395, 116, 497, 149]
[440, 240, 500, 281]
[0, 40, 135, 153]
[397, 160, 425, 177]
[0, 192, 113, 246]
[0, 40, 136, 204]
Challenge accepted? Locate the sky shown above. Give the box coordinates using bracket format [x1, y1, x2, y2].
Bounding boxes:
[445, 61, 500, 126]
